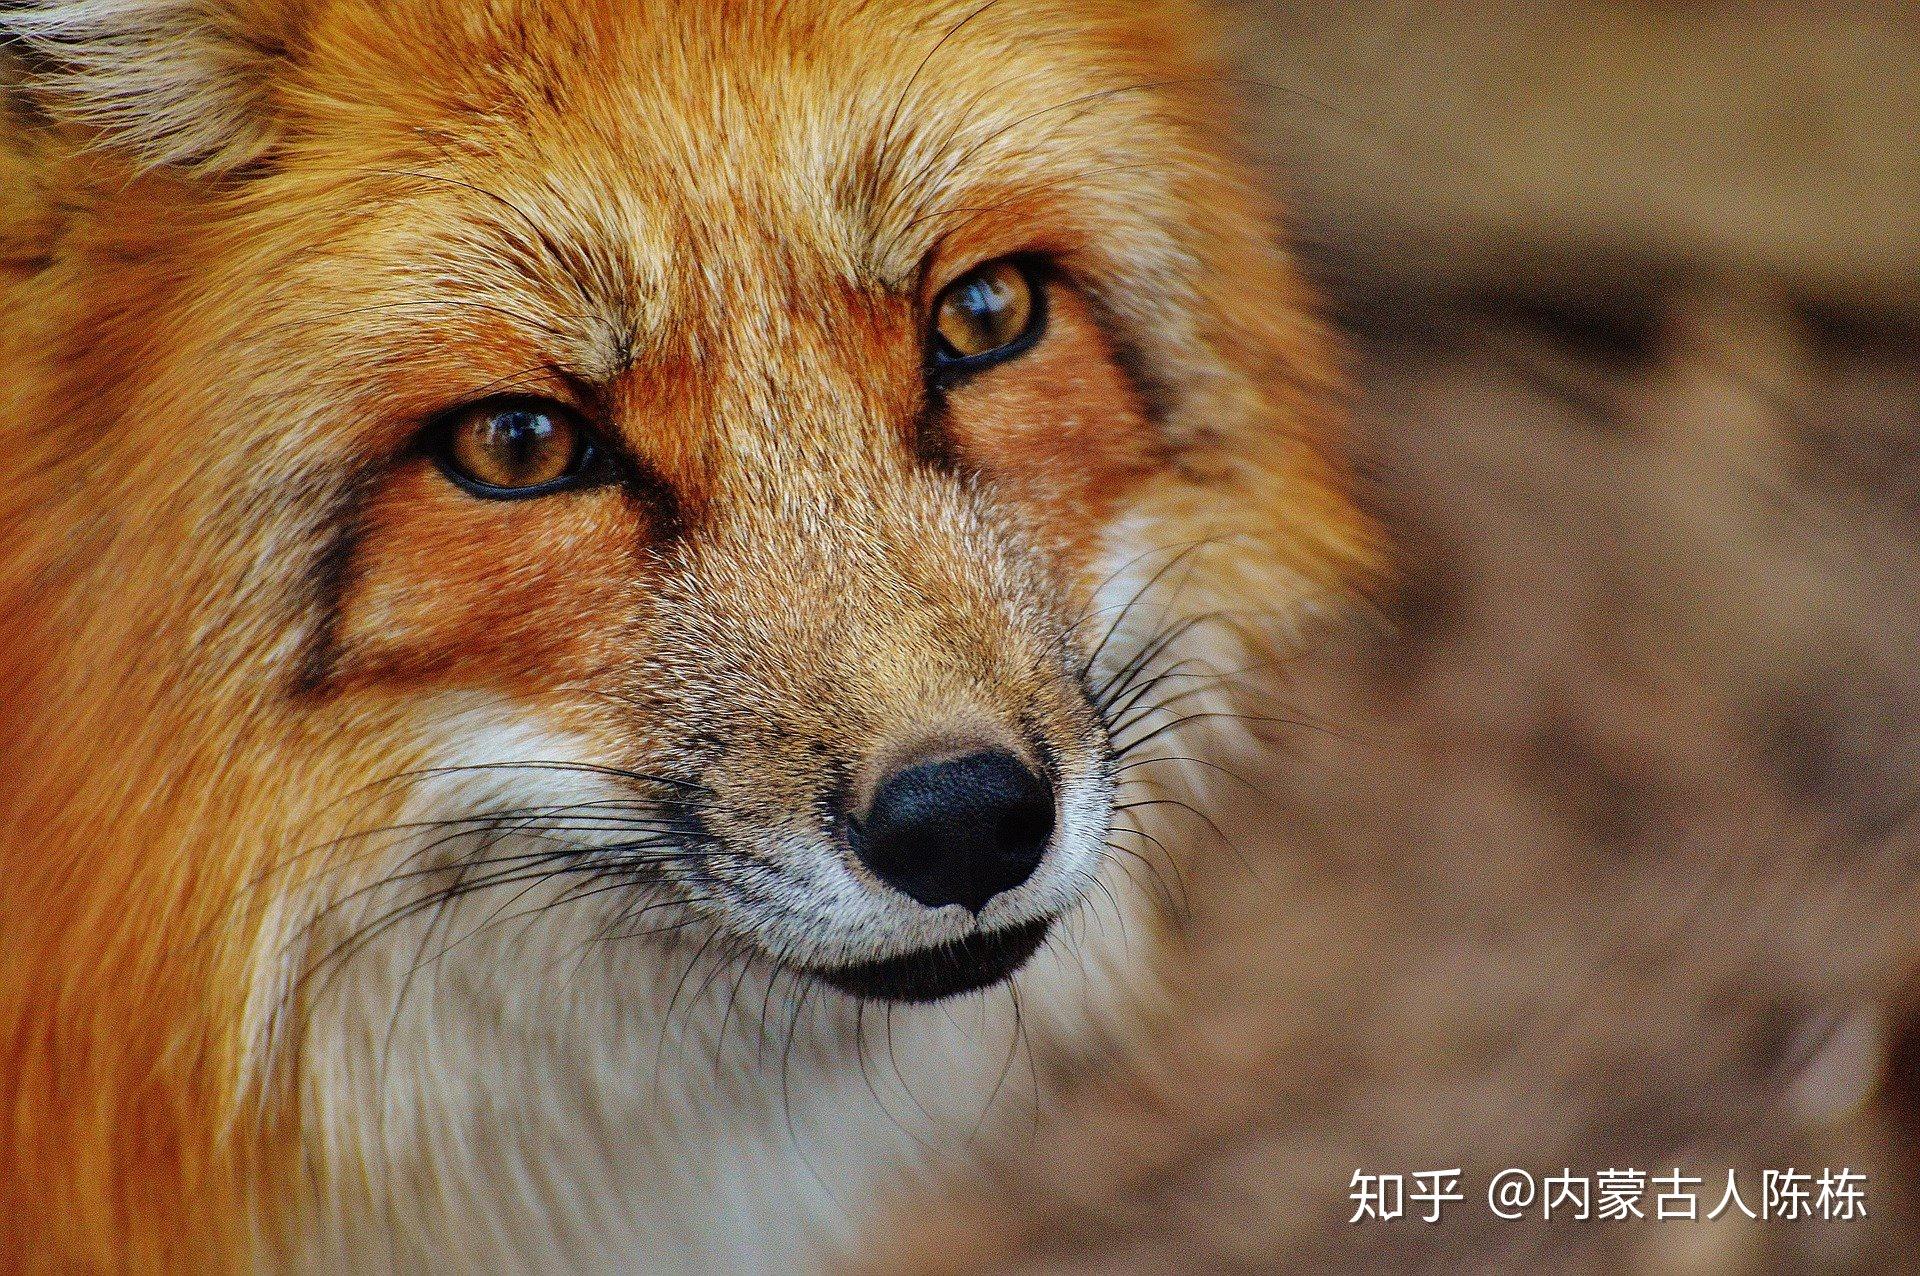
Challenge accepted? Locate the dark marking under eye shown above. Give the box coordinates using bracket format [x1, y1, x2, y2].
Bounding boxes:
[622, 460, 687, 541]
[1072, 282, 1173, 431]
[291, 473, 375, 697]
[543, 377, 691, 535]
[910, 397, 963, 471]
[289, 430, 683, 699]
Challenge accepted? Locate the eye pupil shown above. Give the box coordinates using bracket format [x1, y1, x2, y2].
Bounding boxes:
[441, 400, 583, 494]
[491, 411, 550, 468]
[934, 259, 1037, 363]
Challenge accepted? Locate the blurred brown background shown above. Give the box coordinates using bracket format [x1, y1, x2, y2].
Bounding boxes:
[1229, 0, 1920, 315]
[873, 6, 1920, 1273]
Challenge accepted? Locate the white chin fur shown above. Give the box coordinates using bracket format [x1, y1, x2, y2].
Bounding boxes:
[268, 693, 1159, 1274]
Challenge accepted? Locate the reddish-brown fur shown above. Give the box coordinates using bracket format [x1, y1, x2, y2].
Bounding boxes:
[0, 1, 1373, 1268]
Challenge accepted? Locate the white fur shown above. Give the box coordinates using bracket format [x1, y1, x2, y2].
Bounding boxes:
[273, 696, 1157, 1274]
[0, 1, 286, 171]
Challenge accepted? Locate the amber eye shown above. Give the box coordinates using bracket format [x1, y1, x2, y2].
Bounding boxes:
[931, 258, 1042, 368]
[432, 398, 594, 498]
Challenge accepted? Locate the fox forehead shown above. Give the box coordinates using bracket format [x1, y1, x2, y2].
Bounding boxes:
[260, 0, 1207, 381]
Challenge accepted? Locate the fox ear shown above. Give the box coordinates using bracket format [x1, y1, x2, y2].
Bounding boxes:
[1, 0, 307, 173]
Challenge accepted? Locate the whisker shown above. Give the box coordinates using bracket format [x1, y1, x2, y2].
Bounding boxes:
[1079, 539, 1220, 682]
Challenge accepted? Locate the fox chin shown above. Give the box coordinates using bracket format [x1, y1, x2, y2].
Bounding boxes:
[0, 1, 1373, 1271]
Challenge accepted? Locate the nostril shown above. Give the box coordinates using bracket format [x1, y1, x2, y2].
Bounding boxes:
[855, 749, 1056, 914]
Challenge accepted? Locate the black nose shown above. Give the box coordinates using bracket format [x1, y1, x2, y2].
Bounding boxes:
[855, 750, 1056, 913]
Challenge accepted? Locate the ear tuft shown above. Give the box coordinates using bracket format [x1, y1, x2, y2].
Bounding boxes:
[1, 0, 302, 172]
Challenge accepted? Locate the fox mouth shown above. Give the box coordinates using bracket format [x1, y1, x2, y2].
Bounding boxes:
[809, 917, 1052, 1003]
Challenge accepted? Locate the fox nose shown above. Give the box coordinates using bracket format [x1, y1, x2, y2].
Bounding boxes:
[855, 749, 1056, 913]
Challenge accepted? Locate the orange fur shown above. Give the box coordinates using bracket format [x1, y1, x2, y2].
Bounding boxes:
[0, 2, 1373, 1269]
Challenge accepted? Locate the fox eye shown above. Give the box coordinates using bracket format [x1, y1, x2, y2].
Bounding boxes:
[430, 397, 596, 498]
[931, 258, 1042, 370]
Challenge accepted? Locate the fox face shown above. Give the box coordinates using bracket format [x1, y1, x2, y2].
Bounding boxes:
[323, 246, 1151, 988]
[0, 0, 1373, 1268]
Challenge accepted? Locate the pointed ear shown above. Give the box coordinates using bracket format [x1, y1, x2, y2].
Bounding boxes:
[1, 0, 309, 173]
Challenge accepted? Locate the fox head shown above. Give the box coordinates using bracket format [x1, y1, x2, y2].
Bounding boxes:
[0, 0, 1373, 1267]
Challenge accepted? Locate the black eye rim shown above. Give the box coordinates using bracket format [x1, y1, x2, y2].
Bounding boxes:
[926, 255, 1049, 386]
[423, 394, 613, 502]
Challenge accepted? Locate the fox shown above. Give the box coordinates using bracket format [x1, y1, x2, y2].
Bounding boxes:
[0, 0, 1374, 1271]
